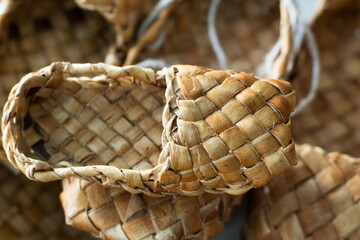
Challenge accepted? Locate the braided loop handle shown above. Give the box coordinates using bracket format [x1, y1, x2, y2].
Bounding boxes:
[2, 62, 296, 196]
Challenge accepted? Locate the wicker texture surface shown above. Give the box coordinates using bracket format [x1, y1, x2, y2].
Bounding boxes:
[243, 143, 360, 240]
[61, 177, 242, 240]
[0, 0, 292, 239]
[2, 63, 295, 196]
[291, 0, 360, 156]
[4, 0, 353, 239]
[0, 0, 284, 160]
[161, 65, 296, 195]
[0, 0, 285, 238]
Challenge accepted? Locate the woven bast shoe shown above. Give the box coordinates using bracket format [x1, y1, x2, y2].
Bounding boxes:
[242, 143, 360, 240]
[60, 177, 242, 240]
[2, 63, 296, 196]
[0, 0, 302, 166]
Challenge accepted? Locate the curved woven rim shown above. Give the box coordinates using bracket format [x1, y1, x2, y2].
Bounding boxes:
[2, 62, 296, 196]
[2, 62, 165, 195]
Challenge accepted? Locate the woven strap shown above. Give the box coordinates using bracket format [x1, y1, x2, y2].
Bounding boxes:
[2, 62, 165, 196]
[0, 0, 14, 40]
[2, 62, 296, 196]
[270, 0, 292, 79]
[75, 0, 176, 65]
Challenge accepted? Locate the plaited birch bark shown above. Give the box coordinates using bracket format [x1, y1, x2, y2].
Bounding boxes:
[2, 62, 296, 196]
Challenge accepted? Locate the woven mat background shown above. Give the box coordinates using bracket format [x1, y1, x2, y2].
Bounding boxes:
[291, 0, 360, 156]
[0, 0, 112, 238]
[0, 167, 93, 239]
[141, 0, 280, 72]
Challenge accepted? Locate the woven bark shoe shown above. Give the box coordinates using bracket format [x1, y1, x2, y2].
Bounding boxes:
[2, 63, 296, 196]
[61, 177, 242, 240]
[0, 0, 299, 169]
[243, 143, 360, 240]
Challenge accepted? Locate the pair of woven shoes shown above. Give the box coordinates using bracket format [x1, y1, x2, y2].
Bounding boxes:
[2, 62, 295, 239]
[0, 0, 299, 239]
[1, 0, 360, 239]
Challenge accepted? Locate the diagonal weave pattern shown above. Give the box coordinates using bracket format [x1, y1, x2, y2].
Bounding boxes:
[0, 1, 288, 237]
[160, 65, 297, 195]
[2, 63, 296, 196]
[243, 143, 360, 240]
[61, 177, 242, 240]
[0, 0, 300, 238]
[21, 67, 164, 172]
